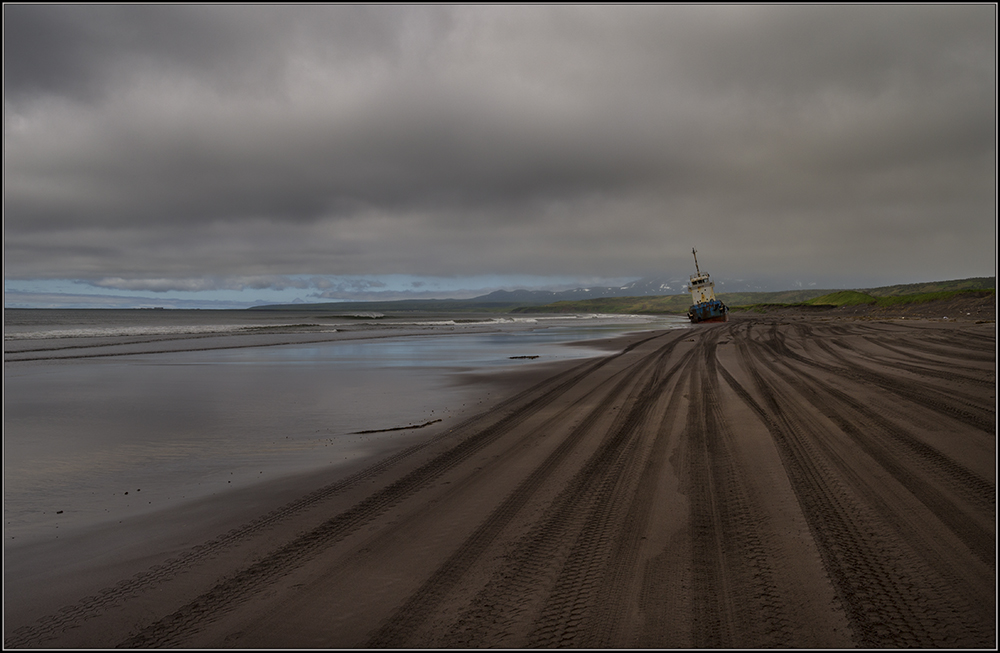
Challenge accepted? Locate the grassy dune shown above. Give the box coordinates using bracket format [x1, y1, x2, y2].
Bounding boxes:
[805, 289, 997, 308]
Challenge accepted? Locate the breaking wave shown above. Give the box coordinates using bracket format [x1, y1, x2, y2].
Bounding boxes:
[4, 323, 330, 341]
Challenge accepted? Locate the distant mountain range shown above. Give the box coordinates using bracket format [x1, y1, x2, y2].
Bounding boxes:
[470, 275, 804, 304]
[251, 276, 995, 312]
[252, 276, 696, 311]
[470, 278, 680, 304]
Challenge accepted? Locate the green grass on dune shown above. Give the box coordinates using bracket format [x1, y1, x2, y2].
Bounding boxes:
[870, 289, 995, 307]
[805, 290, 878, 306]
[862, 277, 996, 297]
[805, 288, 995, 308]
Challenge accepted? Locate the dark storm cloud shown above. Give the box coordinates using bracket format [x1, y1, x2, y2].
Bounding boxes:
[4, 5, 995, 290]
[4, 4, 413, 106]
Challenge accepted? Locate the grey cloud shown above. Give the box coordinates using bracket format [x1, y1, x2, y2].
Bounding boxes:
[662, 6, 993, 97]
[315, 279, 389, 296]
[308, 276, 335, 290]
[312, 286, 480, 302]
[82, 275, 397, 296]
[87, 275, 311, 293]
[3, 5, 995, 290]
[2, 289, 260, 310]
[4, 5, 424, 107]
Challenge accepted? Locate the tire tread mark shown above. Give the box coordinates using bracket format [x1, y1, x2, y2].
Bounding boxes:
[761, 348, 995, 568]
[771, 326, 994, 433]
[363, 333, 679, 646]
[726, 323, 992, 647]
[112, 333, 670, 648]
[435, 341, 693, 648]
[11, 334, 666, 649]
[520, 340, 684, 648]
[679, 333, 791, 648]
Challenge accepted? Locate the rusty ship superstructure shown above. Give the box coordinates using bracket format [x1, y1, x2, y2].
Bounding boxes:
[686, 248, 729, 323]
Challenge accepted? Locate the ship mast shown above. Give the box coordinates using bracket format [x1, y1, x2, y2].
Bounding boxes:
[692, 248, 702, 277]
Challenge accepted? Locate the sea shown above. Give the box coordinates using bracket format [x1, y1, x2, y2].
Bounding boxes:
[4, 308, 689, 544]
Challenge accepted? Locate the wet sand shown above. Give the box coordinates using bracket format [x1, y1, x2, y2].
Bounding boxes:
[5, 314, 996, 648]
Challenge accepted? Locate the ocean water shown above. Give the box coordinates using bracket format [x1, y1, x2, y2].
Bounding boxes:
[4, 309, 688, 543]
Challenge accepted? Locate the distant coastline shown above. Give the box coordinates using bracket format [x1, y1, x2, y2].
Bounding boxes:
[249, 276, 995, 317]
[5, 276, 994, 314]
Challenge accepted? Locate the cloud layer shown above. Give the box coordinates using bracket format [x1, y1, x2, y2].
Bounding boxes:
[5, 5, 995, 294]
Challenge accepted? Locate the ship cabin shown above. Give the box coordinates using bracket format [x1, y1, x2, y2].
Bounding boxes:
[688, 271, 717, 305]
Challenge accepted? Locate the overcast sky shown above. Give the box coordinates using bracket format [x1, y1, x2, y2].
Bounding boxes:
[4, 5, 996, 308]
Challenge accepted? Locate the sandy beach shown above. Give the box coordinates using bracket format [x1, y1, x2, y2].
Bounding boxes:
[5, 312, 995, 648]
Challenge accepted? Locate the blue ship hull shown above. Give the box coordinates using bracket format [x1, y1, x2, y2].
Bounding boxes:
[688, 299, 729, 324]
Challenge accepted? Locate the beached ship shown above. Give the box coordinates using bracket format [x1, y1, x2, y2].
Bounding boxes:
[686, 248, 729, 323]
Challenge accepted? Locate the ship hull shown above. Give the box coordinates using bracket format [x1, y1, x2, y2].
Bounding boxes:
[687, 300, 729, 324]
[691, 313, 728, 323]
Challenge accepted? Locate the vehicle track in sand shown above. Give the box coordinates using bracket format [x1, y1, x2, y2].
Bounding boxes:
[7, 333, 663, 649]
[765, 321, 994, 434]
[5, 317, 994, 649]
[367, 332, 691, 648]
[750, 325, 995, 557]
[726, 320, 994, 647]
[113, 332, 671, 648]
[677, 333, 792, 648]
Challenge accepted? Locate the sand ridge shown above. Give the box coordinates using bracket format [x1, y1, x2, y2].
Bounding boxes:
[4, 315, 996, 648]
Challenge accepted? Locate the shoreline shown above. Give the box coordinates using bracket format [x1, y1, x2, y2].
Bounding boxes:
[5, 318, 666, 547]
[5, 315, 995, 648]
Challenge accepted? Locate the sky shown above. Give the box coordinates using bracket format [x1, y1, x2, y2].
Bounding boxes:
[4, 5, 996, 309]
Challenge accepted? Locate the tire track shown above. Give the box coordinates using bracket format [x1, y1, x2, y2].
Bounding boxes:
[11, 319, 992, 649]
[920, 332, 998, 359]
[854, 337, 995, 388]
[759, 346, 995, 567]
[577, 346, 693, 648]
[111, 333, 666, 647]
[363, 332, 683, 646]
[667, 330, 790, 648]
[860, 332, 996, 369]
[9, 335, 662, 649]
[761, 323, 995, 434]
[727, 323, 992, 647]
[427, 339, 694, 648]
[821, 338, 996, 431]
[729, 333, 914, 646]
[523, 345, 678, 648]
